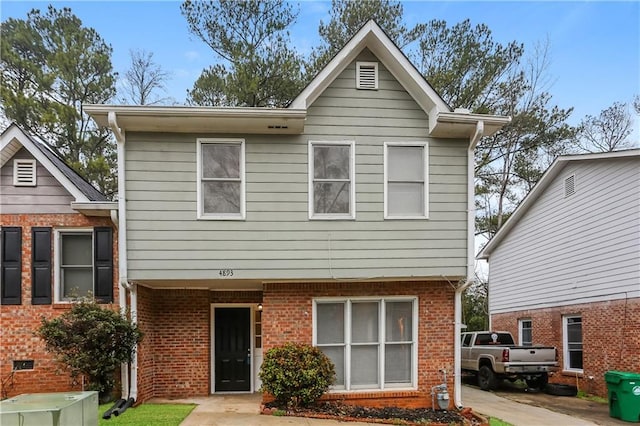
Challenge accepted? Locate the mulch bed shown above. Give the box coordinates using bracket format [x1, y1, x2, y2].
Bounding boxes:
[263, 401, 474, 425]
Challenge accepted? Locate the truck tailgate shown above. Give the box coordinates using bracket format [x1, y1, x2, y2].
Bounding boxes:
[508, 347, 556, 363]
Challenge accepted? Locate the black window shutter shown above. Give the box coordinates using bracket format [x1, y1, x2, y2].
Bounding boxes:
[93, 227, 113, 303]
[32, 227, 52, 305]
[1, 227, 22, 305]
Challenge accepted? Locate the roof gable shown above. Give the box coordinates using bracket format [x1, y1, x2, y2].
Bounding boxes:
[478, 149, 640, 259]
[291, 20, 450, 115]
[0, 124, 107, 202]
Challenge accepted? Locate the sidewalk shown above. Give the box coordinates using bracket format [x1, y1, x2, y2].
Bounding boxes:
[462, 386, 597, 426]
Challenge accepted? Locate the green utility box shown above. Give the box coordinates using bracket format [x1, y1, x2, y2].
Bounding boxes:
[605, 371, 640, 423]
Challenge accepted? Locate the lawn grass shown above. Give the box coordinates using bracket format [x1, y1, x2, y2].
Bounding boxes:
[576, 390, 607, 404]
[489, 417, 515, 426]
[98, 403, 196, 426]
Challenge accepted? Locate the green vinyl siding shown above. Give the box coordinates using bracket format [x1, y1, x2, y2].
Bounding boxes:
[124, 50, 468, 282]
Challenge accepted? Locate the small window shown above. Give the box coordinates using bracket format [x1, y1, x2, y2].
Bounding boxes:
[197, 139, 245, 220]
[384, 142, 428, 219]
[519, 319, 533, 346]
[564, 174, 575, 197]
[563, 315, 583, 372]
[314, 297, 416, 391]
[13, 159, 36, 186]
[356, 62, 378, 90]
[462, 334, 472, 347]
[13, 360, 34, 371]
[308, 141, 355, 219]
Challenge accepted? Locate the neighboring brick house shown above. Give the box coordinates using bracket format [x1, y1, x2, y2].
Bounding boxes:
[86, 21, 510, 408]
[0, 124, 118, 398]
[478, 150, 640, 397]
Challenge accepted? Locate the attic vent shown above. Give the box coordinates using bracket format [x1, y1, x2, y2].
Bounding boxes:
[356, 62, 378, 90]
[564, 174, 575, 197]
[13, 159, 36, 186]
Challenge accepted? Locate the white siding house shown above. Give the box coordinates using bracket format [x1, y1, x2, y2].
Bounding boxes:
[478, 149, 640, 397]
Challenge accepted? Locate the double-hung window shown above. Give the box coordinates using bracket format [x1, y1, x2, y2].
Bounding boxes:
[563, 315, 583, 371]
[54, 228, 113, 303]
[384, 142, 428, 219]
[197, 139, 245, 219]
[308, 141, 355, 219]
[519, 319, 533, 346]
[314, 297, 417, 391]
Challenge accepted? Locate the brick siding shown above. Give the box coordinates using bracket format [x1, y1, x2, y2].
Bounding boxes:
[135, 281, 457, 408]
[492, 297, 640, 397]
[0, 214, 118, 398]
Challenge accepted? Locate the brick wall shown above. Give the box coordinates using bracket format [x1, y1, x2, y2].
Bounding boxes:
[263, 281, 456, 409]
[135, 288, 210, 401]
[492, 297, 640, 397]
[134, 281, 457, 408]
[0, 213, 118, 398]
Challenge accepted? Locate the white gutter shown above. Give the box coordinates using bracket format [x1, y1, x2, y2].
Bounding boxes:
[129, 285, 138, 401]
[109, 112, 135, 401]
[453, 120, 484, 408]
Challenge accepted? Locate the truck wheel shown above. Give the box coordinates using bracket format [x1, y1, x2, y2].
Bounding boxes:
[525, 373, 548, 389]
[478, 366, 497, 391]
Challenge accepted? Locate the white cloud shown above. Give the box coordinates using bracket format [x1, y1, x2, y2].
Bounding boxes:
[184, 50, 200, 62]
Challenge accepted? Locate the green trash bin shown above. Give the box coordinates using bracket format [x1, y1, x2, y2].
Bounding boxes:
[605, 371, 640, 423]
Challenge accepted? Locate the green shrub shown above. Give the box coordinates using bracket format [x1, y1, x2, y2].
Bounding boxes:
[38, 299, 142, 401]
[259, 342, 335, 408]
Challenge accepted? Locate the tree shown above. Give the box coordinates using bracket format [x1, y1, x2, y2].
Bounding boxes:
[181, 0, 304, 107]
[415, 19, 523, 113]
[574, 100, 637, 153]
[120, 49, 171, 105]
[474, 42, 575, 237]
[462, 277, 489, 331]
[308, 0, 423, 77]
[0, 6, 117, 196]
[38, 300, 142, 400]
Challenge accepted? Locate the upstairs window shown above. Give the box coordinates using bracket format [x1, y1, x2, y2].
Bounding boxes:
[356, 62, 378, 90]
[384, 142, 428, 219]
[197, 139, 245, 220]
[309, 141, 355, 219]
[13, 159, 36, 186]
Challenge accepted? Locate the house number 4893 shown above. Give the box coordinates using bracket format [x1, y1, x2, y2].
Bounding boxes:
[219, 269, 234, 277]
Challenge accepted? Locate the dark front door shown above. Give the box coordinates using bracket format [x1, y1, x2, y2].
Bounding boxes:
[215, 307, 251, 392]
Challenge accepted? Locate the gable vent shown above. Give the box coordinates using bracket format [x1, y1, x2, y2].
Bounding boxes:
[13, 159, 37, 186]
[356, 62, 378, 90]
[564, 174, 575, 197]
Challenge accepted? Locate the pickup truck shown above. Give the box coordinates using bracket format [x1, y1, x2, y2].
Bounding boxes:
[461, 331, 557, 391]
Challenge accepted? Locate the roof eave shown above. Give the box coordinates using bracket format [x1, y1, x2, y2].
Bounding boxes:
[429, 111, 512, 138]
[71, 201, 118, 217]
[84, 105, 307, 134]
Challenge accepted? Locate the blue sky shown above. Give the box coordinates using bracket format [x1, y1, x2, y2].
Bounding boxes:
[2, 1, 639, 128]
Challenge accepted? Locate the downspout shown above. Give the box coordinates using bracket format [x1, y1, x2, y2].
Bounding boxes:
[108, 112, 134, 401]
[454, 120, 484, 408]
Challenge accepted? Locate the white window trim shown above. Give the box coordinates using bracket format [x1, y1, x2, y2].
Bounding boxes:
[562, 314, 583, 373]
[312, 296, 418, 392]
[356, 61, 379, 90]
[308, 140, 356, 220]
[383, 141, 429, 219]
[518, 318, 532, 346]
[54, 228, 94, 303]
[197, 138, 246, 220]
[13, 159, 37, 186]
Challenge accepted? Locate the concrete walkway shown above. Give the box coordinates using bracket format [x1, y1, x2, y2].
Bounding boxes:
[461, 386, 598, 426]
[149, 394, 373, 426]
[152, 388, 606, 426]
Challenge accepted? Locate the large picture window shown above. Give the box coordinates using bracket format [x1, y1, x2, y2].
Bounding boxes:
[308, 141, 355, 219]
[314, 297, 417, 391]
[197, 139, 245, 219]
[384, 142, 428, 219]
[563, 315, 583, 372]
